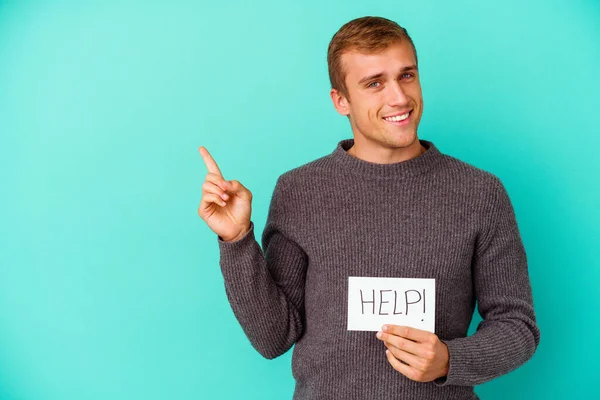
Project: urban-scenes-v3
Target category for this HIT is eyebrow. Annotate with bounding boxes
[357,64,418,85]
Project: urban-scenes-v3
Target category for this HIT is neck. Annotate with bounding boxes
[331,137,443,180]
[347,139,426,163]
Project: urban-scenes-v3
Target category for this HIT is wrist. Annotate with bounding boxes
[223,224,250,243]
[439,342,450,378]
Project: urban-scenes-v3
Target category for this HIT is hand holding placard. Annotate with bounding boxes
[376,324,450,382]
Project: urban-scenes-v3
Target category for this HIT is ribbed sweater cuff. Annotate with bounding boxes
[217,221,260,277]
[433,338,483,387]
[433,339,460,386]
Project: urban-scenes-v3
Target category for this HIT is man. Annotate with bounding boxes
[198,16,540,400]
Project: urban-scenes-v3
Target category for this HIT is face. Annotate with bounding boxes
[330,40,424,153]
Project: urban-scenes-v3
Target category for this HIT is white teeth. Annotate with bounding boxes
[383,112,410,122]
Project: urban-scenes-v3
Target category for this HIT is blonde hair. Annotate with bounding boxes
[327,16,418,100]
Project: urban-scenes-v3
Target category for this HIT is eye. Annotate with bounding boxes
[401,72,414,79]
[367,81,380,88]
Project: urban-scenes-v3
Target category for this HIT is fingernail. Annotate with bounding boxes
[376,331,382,339]
[382,325,388,332]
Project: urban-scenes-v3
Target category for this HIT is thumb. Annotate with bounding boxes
[224,180,252,201]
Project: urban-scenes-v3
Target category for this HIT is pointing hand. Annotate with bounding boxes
[198,146,253,242]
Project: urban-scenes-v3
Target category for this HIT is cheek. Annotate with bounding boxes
[367,107,379,121]
[415,89,424,110]
[416,98,424,118]
[365,98,382,121]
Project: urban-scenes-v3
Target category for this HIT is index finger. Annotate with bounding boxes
[198,146,223,176]
[383,325,432,343]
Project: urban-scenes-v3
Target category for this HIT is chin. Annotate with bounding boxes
[388,130,417,145]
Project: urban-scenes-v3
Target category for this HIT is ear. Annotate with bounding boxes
[330,88,350,116]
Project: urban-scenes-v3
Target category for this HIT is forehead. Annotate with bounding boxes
[342,41,416,82]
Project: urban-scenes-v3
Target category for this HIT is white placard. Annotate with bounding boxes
[347,277,435,332]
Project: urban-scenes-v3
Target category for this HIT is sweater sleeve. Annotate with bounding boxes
[217,175,308,359]
[434,176,541,387]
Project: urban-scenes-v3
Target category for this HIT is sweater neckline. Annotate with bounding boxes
[331,138,442,179]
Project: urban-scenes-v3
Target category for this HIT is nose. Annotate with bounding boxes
[386,81,409,107]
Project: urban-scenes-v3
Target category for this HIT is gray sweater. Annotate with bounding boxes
[217,138,540,399]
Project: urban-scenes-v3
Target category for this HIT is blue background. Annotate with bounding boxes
[1,0,599,398]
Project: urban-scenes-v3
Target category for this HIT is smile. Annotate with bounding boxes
[382,110,411,125]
